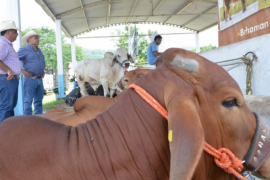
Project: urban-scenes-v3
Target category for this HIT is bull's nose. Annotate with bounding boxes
[125,63,130,68]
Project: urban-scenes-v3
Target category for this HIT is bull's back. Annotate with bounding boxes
[77,59,103,80]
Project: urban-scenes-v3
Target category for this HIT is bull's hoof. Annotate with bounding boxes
[242,8,246,12]
[106,94,110,98]
[229,17,232,20]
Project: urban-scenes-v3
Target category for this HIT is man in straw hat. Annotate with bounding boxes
[0,20,21,122]
[18,30,45,115]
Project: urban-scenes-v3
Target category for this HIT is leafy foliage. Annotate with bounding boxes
[112,26,153,63]
[21,27,85,70]
[82,49,115,59]
[191,45,217,53]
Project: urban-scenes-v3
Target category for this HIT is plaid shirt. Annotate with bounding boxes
[0,36,21,75]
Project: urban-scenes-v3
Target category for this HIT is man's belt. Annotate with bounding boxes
[30,75,42,79]
[0,74,20,79]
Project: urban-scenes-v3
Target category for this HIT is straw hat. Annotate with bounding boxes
[22,30,42,44]
[0,20,21,32]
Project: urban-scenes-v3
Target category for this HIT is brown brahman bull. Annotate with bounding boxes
[37,68,152,126]
[0,48,269,180]
[224,0,246,21]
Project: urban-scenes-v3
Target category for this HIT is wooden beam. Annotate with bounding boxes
[126,0,139,24]
[181,5,217,27]
[78,0,90,31]
[145,0,165,22]
[61,13,217,19]
[106,0,111,26]
[56,1,107,18]
[35,0,71,38]
[163,0,192,24]
[198,22,218,32]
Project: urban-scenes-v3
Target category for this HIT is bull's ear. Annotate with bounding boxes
[112,56,117,65]
[117,79,125,90]
[168,98,204,179]
[127,54,134,63]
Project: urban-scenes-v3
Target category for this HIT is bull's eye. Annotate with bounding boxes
[124,79,129,82]
[118,55,120,58]
[222,99,239,108]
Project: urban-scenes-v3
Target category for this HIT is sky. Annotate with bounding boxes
[0,0,219,51]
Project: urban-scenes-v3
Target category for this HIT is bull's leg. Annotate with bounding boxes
[91,84,99,95]
[101,79,110,97]
[109,88,117,98]
[225,8,232,20]
[224,9,227,21]
[241,0,246,12]
[224,1,231,21]
[228,10,232,20]
[78,81,87,97]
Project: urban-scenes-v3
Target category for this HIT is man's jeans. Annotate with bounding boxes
[0,76,19,122]
[23,77,44,115]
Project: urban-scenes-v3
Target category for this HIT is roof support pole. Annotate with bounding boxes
[71,38,77,89]
[6,0,24,115]
[55,19,65,98]
[195,32,200,53]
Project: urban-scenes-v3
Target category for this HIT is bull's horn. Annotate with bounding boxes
[170,55,199,73]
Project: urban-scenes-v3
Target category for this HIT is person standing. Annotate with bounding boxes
[18,30,46,115]
[147,35,162,65]
[0,20,21,122]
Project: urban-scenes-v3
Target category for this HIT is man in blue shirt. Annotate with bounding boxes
[147,35,162,65]
[18,30,46,115]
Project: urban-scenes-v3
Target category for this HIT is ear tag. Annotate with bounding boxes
[168,130,173,143]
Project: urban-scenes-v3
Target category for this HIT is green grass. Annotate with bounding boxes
[220,0,257,21]
[42,93,65,111]
[259,0,270,9]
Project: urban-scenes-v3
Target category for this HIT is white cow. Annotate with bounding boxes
[75,48,131,97]
[104,52,114,59]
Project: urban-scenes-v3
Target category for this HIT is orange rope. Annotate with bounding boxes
[129,84,248,180]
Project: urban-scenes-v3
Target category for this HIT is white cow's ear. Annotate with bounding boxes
[170,55,199,73]
[113,56,117,62]
[111,56,117,66]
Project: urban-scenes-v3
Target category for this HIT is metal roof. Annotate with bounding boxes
[35,0,218,38]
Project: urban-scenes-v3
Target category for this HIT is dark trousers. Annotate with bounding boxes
[23,78,44,115]
[0,76,19,122]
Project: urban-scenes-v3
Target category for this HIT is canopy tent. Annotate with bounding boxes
[6,0,218,115]
[35,0,218,38]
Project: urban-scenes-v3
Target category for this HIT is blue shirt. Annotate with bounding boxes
[147,41,158,65]
[18,44,45,75]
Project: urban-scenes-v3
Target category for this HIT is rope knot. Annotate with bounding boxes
[129,85,248,180]
[214,148,244,175]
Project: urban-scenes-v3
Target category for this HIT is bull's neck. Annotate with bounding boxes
[112,65,125,84]
[85,89,170,179]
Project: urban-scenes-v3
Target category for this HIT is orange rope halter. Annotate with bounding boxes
[129,84,248,180]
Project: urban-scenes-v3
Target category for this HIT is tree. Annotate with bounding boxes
[191,45,217,53]
[82,49,115,59]
[112,26,152,63]
[21,27,85,70]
